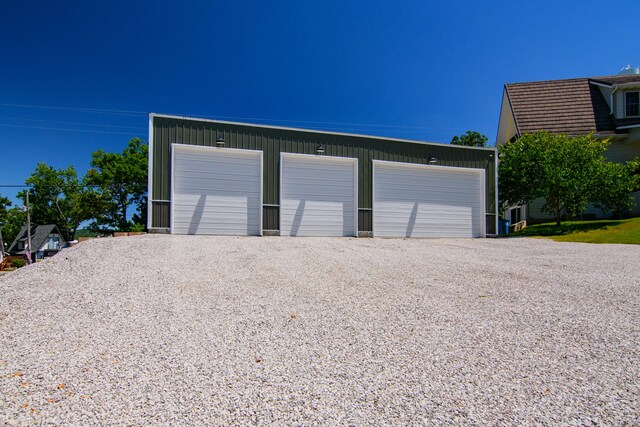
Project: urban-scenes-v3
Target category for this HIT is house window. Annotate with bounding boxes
[626,91,639,117]
[47,236,60,250]
[509,206,522,224]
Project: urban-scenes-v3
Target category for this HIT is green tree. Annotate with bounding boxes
[0,195,13,254]
[1,204,26,253]
[86,138,148,231]
[451,130,488,147]
[498,132,612,226]
[0,195,11,221]
[21,164,97,241]
[592,158,640,218]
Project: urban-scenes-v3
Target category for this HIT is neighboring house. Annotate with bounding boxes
[496,70,640,223]
[8,225,66,261]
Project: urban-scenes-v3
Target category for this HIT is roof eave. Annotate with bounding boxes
[149,113,497,152]
[617,124,640,130]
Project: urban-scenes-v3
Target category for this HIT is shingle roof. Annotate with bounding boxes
[590,74,640,85]
[8,224,64,255]
[505,78,617,136]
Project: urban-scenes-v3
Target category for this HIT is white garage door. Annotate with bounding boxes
[280,153,357,236]
[171,144,262,235]
[373,160,485,238]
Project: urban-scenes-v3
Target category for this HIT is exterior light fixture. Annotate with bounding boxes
[216,133,225,147]
[428,155,437,164]
[316,144,325,155]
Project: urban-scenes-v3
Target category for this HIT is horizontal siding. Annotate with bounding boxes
[374,162,483,238]
[151,116,497,234]
[280,155,356,236]
[172,145,261,235]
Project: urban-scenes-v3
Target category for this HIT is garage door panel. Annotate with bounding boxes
[280,154,357,237]
[174,169,260,181]
[376,178,481,191]
[375,190,482,203]
[280,192,356,202]
[175,185,260,197]
[283,160,354,170]
[281,201,353,213]
[171,145,262,235]
[374,161,484,238]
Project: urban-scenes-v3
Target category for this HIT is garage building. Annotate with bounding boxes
[148,114,497,237]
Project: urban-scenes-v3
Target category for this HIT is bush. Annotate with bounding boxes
[11,258,25,268]
[129,222,146,232]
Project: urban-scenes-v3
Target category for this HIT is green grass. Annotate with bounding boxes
[75,229,100,238]
[511,217,640,244]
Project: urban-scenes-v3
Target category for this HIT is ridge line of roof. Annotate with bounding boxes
[505,77,589,86]
[150,113,497,152]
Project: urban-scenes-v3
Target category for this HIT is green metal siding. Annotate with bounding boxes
[151,115,497,234]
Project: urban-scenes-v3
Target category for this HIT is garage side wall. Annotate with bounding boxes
[150,116,497,235]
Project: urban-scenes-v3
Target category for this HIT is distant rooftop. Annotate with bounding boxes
[505,74,640,136]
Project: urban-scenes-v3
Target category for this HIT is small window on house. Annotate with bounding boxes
[626,91,639,117]
[47,236,60,250]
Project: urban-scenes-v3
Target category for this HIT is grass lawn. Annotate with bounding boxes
[511,217,640,244]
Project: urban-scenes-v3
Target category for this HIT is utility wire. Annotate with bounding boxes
[2,103,147,117]
[2,117,146,131]
[0,184,148,189]
[0,124,145,136]
[2,103,451,133]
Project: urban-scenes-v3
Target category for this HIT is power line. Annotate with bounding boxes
[181,113,438,130]
[2,103,444,132]
[1,103,482,140]
[1,103,147,117]
[0,184,148,189]
[2,117,146,131]
[0,124,145,136]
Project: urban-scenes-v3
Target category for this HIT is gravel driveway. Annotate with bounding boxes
[1,235,638,425]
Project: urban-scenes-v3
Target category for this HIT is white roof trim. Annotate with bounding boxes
[149,113,496,152]
[589,80,612,88]
[617,123,640,130]
[614,82,640,88]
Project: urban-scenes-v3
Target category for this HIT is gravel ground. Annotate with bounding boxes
[0,235,638,426]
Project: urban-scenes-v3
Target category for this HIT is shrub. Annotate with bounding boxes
[11,258,25,268]
[129,222,146,232]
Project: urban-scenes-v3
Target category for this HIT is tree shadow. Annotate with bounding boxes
[513,220,625,237]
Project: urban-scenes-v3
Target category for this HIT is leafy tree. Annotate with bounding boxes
[451,130,488,147]
[0,195,11,222]
[21,164,97,240]
[592,158,640,218]
[85,138,148,231]
[498,132,611,225]
[1,204,26,252]
[0,195,13,254]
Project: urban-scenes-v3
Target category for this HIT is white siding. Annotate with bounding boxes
[616,91,625,119]
[280,154,357,236]
[373,161,485,238]
[496,90,518,145]
[171,144,262,235]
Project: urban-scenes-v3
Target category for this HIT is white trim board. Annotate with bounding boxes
[147,114,154,229]
[372,160,485,238]
[279,152,358,237]
[169,143,263,236]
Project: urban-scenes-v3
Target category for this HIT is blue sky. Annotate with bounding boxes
[1,0,638,204]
